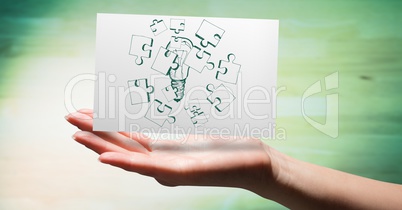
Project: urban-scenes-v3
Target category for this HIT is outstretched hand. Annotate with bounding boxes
[66,109,277,193]
[66,109,402,210]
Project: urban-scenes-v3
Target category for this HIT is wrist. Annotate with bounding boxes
[235,141,290,200]
[257,147,338,209]
[251,145,292,200]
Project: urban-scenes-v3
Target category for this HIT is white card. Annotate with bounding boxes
[94,13,278,138]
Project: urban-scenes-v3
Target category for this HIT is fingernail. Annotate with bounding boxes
[65,115,70,121]
[78,108,92,114]
[73,131,85,139]
[72,135,76,140]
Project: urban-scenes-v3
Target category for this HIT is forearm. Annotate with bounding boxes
[258,147,402,210]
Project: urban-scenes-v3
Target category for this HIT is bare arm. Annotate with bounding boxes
[66,109,402,210]
[262,149,402,210]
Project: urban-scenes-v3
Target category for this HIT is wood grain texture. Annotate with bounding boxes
[0,1,401,209]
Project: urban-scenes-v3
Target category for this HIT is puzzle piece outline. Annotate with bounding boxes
[184,45,215,73]
[150,19,167,36]
[195,19,225,48]
[170,18,185,34]
[169,36,183,49]
[206,83,236,112]
[184,99,208,126]
[216,53,241,84]
[145,99,176,127]
[128,35,153,65]
[162,85,177,102]
[127,78,155,105]
[151,46,180,75]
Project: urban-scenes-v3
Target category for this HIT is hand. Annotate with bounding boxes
[66,109,402,209]
[66,109,276,193]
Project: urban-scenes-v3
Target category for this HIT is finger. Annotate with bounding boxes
[75,110,152,152]
[66,112,148,153]
[155,178,178,187]
[73,131,130,155]
[75,110,153,151]
[65,112,93,131]
[118,132,153,151]
[96,132,148,153]
[77,109,93,118]
[119,132,187,152]
[75,110,157,152]
[99,152,158,177]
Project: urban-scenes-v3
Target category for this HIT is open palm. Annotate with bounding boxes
[66,109,274,192]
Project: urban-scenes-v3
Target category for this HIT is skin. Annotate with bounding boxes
[66,109,402,210]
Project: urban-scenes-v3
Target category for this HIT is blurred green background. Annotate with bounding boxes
[0,0,401,209]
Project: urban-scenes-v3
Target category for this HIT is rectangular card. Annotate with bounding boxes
[94,13,278,138]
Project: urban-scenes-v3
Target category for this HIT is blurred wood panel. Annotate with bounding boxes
[0,1,401,210]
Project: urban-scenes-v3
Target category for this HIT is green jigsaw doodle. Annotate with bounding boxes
[170,18,185,34]
[128,35,153,65]
[150,19,167,36]
[216,53,241,84]
[206,83,236,112]
[145,99,176,127]
[127,78,154,105]
[127,17,240,127]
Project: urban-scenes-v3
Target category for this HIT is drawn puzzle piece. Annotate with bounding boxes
[196,20,225,48]
[128,35,153,65]
[184,46,215,73]
[150,19,167,36]
[127,78,154,105]
[216,53,241,84]
[169,36,183,49]
[162,85,176,102]
[185,99,208,126]
[206,83,236,112]
[170,18,185,34]
[151,46,179,75]
[145,99,176,127]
